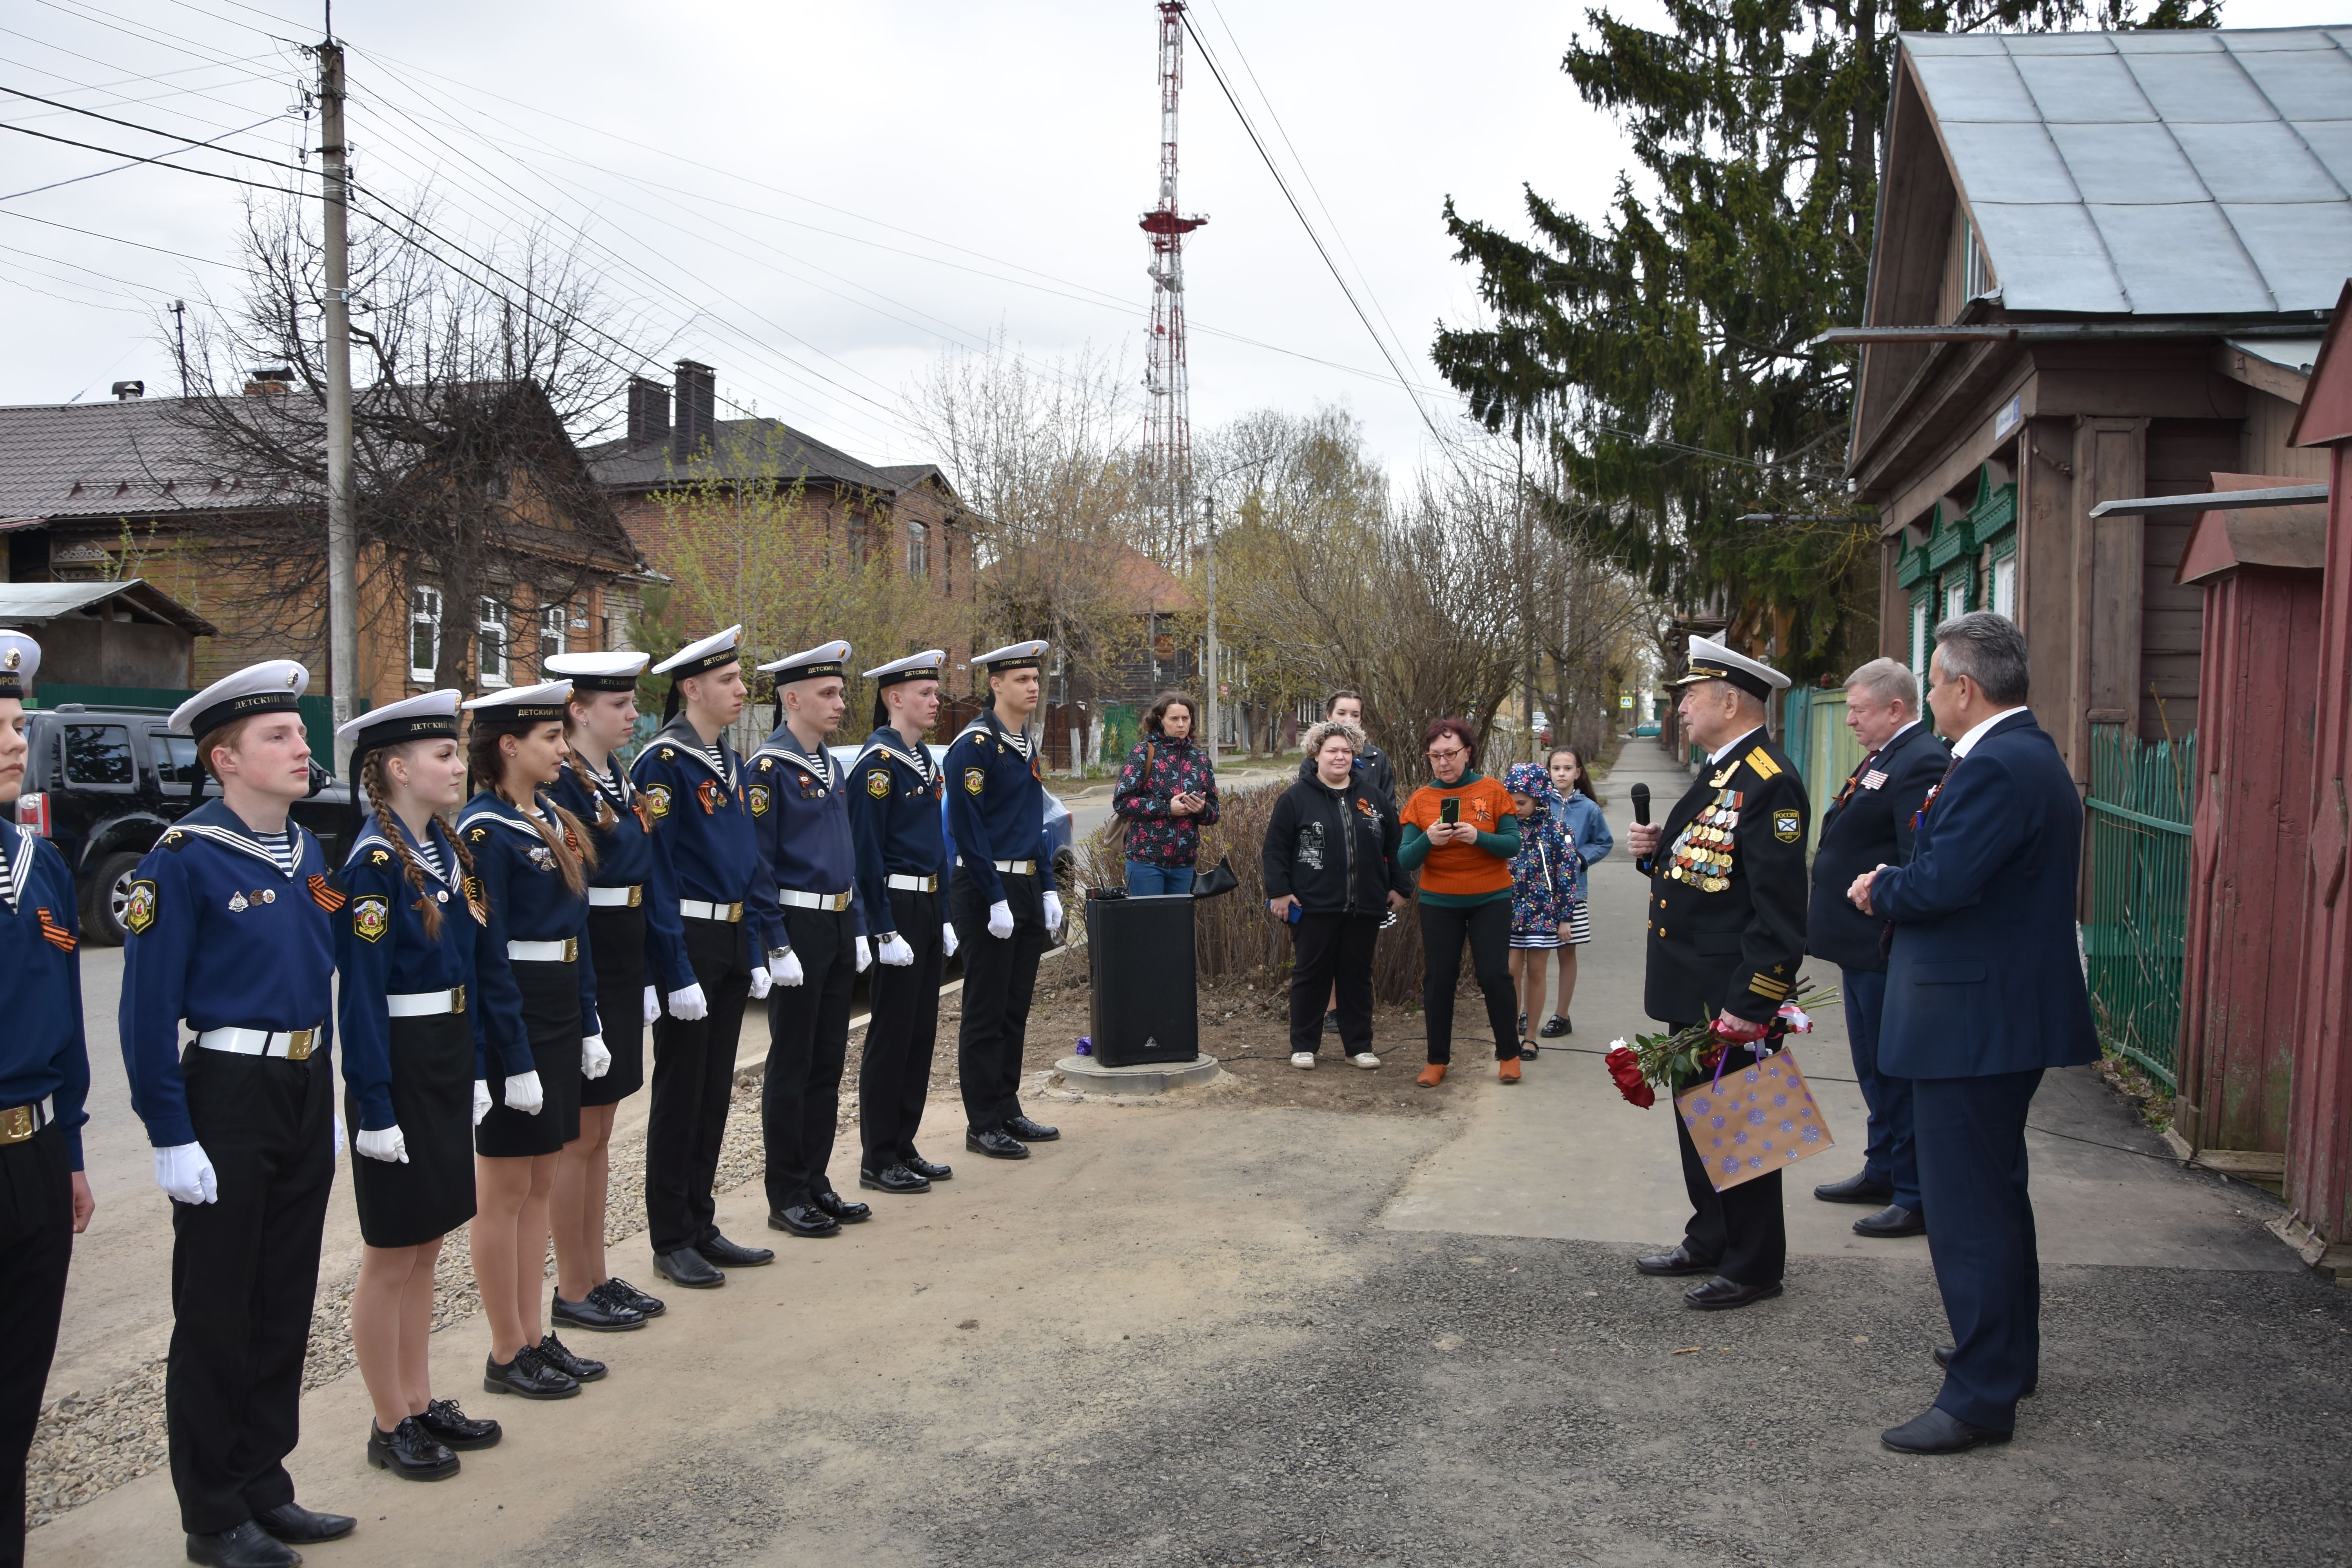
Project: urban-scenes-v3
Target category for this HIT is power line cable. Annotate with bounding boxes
[0,106,287,201]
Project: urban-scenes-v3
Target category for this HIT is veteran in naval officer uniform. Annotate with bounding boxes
[1625,636,1811,1313]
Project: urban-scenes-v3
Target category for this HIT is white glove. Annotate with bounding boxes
[333,1113,346,1160]
[642,985,660,1025]
[749,966,773,1000]
[581,1034,611,1080]
[769,949,805,988]
[667,982,709,1020]
[941,920,959,958]
[878,932,915,966]
[473,1079,492,1126]
[356,1125,408,1164]
[1044,890,1063,931]
[503,1070,545,1116]
[987,899,1014,940]
[855,935,873,973]
[154,1142,218,1205]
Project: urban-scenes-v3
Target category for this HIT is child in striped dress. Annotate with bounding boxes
[1502,762,1578,1060]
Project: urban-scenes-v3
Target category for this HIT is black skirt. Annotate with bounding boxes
[348,1009,477,1248]
[475,957,584,1158]
[583,901,647,1107]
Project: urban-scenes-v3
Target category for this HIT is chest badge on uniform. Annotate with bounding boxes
[352,895,390,944]
[528,845,557,871]
[228,891,249,913]
[749,784,772,817]
[696,779,722,815]
[644,784,672,819]
[964,767,985,796]
[125,879,158,935]
[866,769,891,799]
[1773,809,1801,843]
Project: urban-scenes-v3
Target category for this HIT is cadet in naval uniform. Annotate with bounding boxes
[945,641,1063,1160]
[1624,637,1811,1313]
[0,631,95,1568]
[850,650,957,1196]
[748,640,870,1240]
[634,628,779,1288]
[119,661,356,1568]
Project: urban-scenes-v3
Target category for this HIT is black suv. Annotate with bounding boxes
[13,705,361,944]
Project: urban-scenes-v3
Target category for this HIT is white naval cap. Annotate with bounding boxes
[338,689,462,756]
[864,648,946,687]
[757,639,851,682]
[650,626,742,681]
[544,650,650,694]
[1670,635,1790,701]
[170,659,310,737]
[0,630,39,701]
[462,680,573,726]
[974,639,1048,674]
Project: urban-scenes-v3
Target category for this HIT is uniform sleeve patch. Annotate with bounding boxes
[645,783,673,819]
[352,895,390,944]
[1772,809,1802,843]
[866,769,892,798]
[748,784,772,817]
[964,766,985,796]
[125,878,159,935]
[368,848,392,866]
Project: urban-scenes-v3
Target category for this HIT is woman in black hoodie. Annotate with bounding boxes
[1263,720,1411,1071]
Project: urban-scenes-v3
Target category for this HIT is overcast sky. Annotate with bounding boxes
[2,0,2341,485]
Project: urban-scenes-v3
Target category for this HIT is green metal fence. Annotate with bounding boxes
[2081,724,2195,1085]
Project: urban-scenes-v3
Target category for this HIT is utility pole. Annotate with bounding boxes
[319,37,360,775]
[1201,490,1218,770]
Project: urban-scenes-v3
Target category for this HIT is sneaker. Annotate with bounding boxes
[1350,1052,1380,1069]
[1539,1014,1571,1038]
[1290,1051,1317,1070]
[1321,1010,1339,1035]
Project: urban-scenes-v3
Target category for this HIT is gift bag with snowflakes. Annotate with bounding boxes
[1674,1046,1836,1193]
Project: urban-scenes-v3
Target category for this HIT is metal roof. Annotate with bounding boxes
[2229,334,2325,374]
[1906,27,2352,315]
[0,578,217,635]
[0,397,275,524]
[581,417,907,495]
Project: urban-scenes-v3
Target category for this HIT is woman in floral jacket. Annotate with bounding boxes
[1502,761,1579,1060]
[1112,691,1220,895]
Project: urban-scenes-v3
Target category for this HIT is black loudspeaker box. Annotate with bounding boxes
[1086,891,1199,1066]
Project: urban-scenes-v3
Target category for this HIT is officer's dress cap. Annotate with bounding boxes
[463,680,572,726]
[544,651,650,693]
[975,639,1049,674]
[171,659,310,737]
[0,630,40,701]
[757,639,851,682]
[865,649,946,687]
[1671,636,1789,702]
[652,626,742,681]
[338,689,461,757]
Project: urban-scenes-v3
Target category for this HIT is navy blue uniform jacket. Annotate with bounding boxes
[849,726,946,939]
[458,791,600,1075]
[1870,711,2098,1078]
[1,823,90,1167]
[943,709,1051,907]
[630,717,782,960]
[1806,720,1949,973]
[550,754,694,995]
[748,726,857,939]
[335,817,485,1130]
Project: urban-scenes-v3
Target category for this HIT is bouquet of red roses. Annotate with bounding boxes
[1603,988,1838,1108]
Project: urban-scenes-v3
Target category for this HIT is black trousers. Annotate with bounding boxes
[761,904,856,1211]
[952,867,1047,1132]
[1290,911,1377,1056]
[167,1047,335,1535]
[1669,1033,1787,1288]
[646,916,753,1255]
[861,888,944,1168]
[0,1123,71,1567]
[1418,898,1518,1063]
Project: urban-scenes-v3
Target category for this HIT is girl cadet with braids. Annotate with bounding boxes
[543,651,697,1333]
[459,682,608,1401]
[332,692,503,1481]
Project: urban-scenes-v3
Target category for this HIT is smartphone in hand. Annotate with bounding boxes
[1439,796,1460,827]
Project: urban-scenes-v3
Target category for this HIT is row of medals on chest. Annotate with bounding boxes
[1668,789,1742,892]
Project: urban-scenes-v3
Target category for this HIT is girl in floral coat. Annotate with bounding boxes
[1112,691,1221,895]
[1502,762,1578,1059]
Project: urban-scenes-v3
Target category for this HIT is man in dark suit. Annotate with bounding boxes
[1806,657,1948,1240]
[1849,611,2097,1454]
[1626,636,1810,1312]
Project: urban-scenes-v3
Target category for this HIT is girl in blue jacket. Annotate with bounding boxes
[1539,747,1614,1037]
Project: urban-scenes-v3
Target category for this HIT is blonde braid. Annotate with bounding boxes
[361,748,446,941]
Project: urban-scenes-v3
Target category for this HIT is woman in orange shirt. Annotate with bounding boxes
[1397,718,1522,1087]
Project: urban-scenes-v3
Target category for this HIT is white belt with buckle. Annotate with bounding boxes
[679,899,744,922]
[777,888,853,911]
[0,1095,53,1145]
[885,873,939,893]
[507,938,578,963]
[962,856,1036,876]
[196,1026,323,1060]
[387,985,466,1018]
[586,884,643,908]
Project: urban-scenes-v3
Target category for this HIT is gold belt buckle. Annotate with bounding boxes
[831,891,851,912]
[563,938,580,963]
[726,902,744,922]
[0,1105,33,1143]
[286,1029,315,1061]
[452,984,467,1014]
[628,884,643,908]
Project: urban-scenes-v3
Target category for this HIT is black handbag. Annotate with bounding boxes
[1190,854,1240,899]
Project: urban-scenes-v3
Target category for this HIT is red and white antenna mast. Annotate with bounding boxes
[1142,1,1207,521]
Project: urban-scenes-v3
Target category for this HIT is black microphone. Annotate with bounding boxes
[1630,783,1650,825]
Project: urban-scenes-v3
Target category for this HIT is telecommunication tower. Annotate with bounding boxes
[1141,1,1207,511]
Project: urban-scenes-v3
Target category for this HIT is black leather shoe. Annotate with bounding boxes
[366,1416,458,1482]
[416,1397,501,1450]
[1812,1169,1895,1206]
[1517,1039,1539,1061]
[553,1287,646,1331]
[186,1521,301,1567]
[1539,1013,1571,1037]
[536,1332,606,1383]
[767,1203,841,1238]
[652,1247,724,1289]
[904,1151,953,1181]
[814,1189,873,1223]
[1633,1244,1717,1278]
[1853,1203,1926,1239]
[699,1231,775,1268]
[1004,1114,1060,1142]
[1517,1011,1528,1037]
[252,1503,355,1545]
[1881,1405,2011,1454]
[482,1345,580,1400]
[1931,1344,2036,1396]
[967,1127,1030,1160]
[1684,1275,1784,1311]
[860,1163,931,1194]
[593,1276,665,1319]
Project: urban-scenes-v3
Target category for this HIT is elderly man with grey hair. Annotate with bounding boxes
[1802,655,1949,1239]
